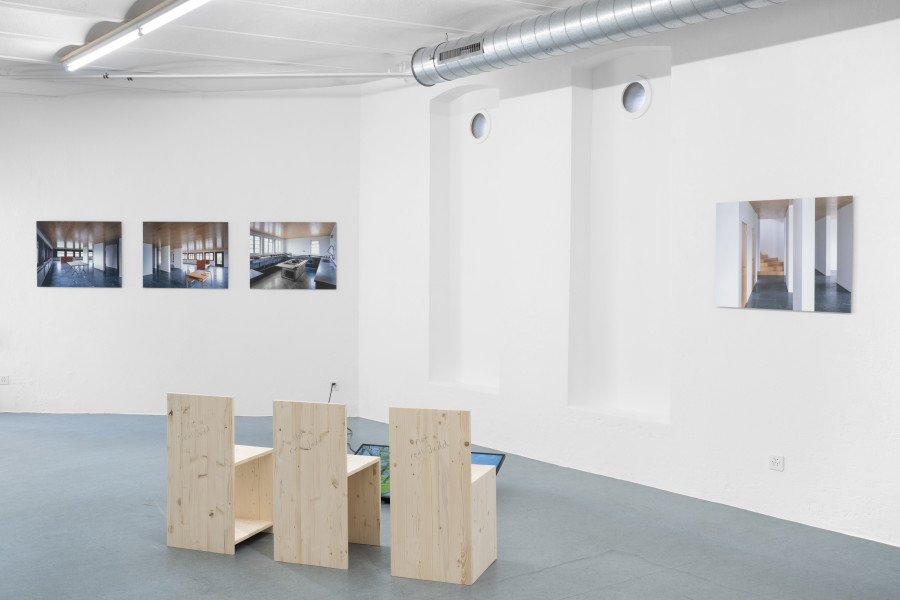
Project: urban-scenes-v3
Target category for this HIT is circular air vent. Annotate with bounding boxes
[471,112,491,142]
[622,79,651,118]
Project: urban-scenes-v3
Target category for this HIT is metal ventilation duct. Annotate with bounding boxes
[411,0,787,86]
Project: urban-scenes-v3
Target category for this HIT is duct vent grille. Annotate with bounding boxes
[439,42,482,62]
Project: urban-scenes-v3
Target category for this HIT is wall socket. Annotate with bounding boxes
[0,375,9,385]
[330,381,340,392]
[769,455,785,472]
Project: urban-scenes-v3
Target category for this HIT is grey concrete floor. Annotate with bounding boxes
[1,413,898,600]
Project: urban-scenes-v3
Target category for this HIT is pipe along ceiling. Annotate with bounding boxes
[411,0,787,86]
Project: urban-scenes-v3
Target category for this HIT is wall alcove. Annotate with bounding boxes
[428,86,501,392]
[568,48,674,422]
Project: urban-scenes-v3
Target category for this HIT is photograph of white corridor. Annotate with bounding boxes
[716,197,853,312]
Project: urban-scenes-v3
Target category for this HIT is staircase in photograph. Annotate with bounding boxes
[759,254,784,276]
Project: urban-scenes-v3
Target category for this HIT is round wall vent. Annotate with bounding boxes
[471,112,491,141]
[622,79,651,118]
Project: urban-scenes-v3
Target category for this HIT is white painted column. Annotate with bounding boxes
[793,197,815,311]
[160,245,171,272]
[142,243,153,276]
[837,201,853,292]
[105,243,117,271]
[786,204,794,292]
[94,242,105,272]
[826,197,838,277]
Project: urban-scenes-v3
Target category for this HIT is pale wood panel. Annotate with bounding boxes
[389,407,474,584]
[234,445,272,466]
[36,221,121,249]
[470,466,497,583]
[347,459,381,546]
[250,221,335,240]
[346,453,378,477]
[143,221,229,252]
[258,453,274,524]
[273,401,348,569]
[234,452,273,528]
[471,464,493,483]
[234,518,272,544]
[166,393,235,555]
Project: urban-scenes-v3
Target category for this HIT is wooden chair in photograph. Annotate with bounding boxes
[166,393,273,555]
[272,401,381,569]
[389,407,497,585]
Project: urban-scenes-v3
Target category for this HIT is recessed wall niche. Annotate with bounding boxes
[568,49,673,421]
[429,86,501,391]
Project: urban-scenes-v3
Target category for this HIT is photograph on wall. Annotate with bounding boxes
[143,222,229,289]
[716,197,853,313]
[37,221,122,288]
[249,222,337,290]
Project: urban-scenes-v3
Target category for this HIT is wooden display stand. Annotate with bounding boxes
[389,407,497,585]
[166,393,273,555]
[272,401,381,569]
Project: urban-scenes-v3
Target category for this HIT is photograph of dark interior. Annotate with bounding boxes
[143,222,228,289]
[716,197,853,313]
[249,222,337,290]
[36,221,122,288]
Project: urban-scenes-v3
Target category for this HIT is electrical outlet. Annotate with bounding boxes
[769,455,785,472]
[0,375,9,385]
[330,381,340,392]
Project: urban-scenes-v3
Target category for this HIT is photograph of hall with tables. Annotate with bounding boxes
[36,221,122,288]
[142,222,228,289]
[249,222,337,290]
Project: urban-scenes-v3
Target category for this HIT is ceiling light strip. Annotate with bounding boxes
[7,72,411,80]
[59,0,215,72]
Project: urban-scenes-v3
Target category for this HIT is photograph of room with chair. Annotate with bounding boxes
[716,197,853,313]
[36,221,122,288]
[249,222,337,290]
[143,222,229,289]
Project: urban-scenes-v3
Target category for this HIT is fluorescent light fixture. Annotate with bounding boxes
[139,0,214,35]
[65,30,141,72]
[60,0,215,72]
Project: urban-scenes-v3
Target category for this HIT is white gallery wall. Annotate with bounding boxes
[358,5,900,548]
[0,92,361,416]
[0,0,898,553]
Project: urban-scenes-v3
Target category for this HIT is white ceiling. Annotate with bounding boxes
[0,0,587,96]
